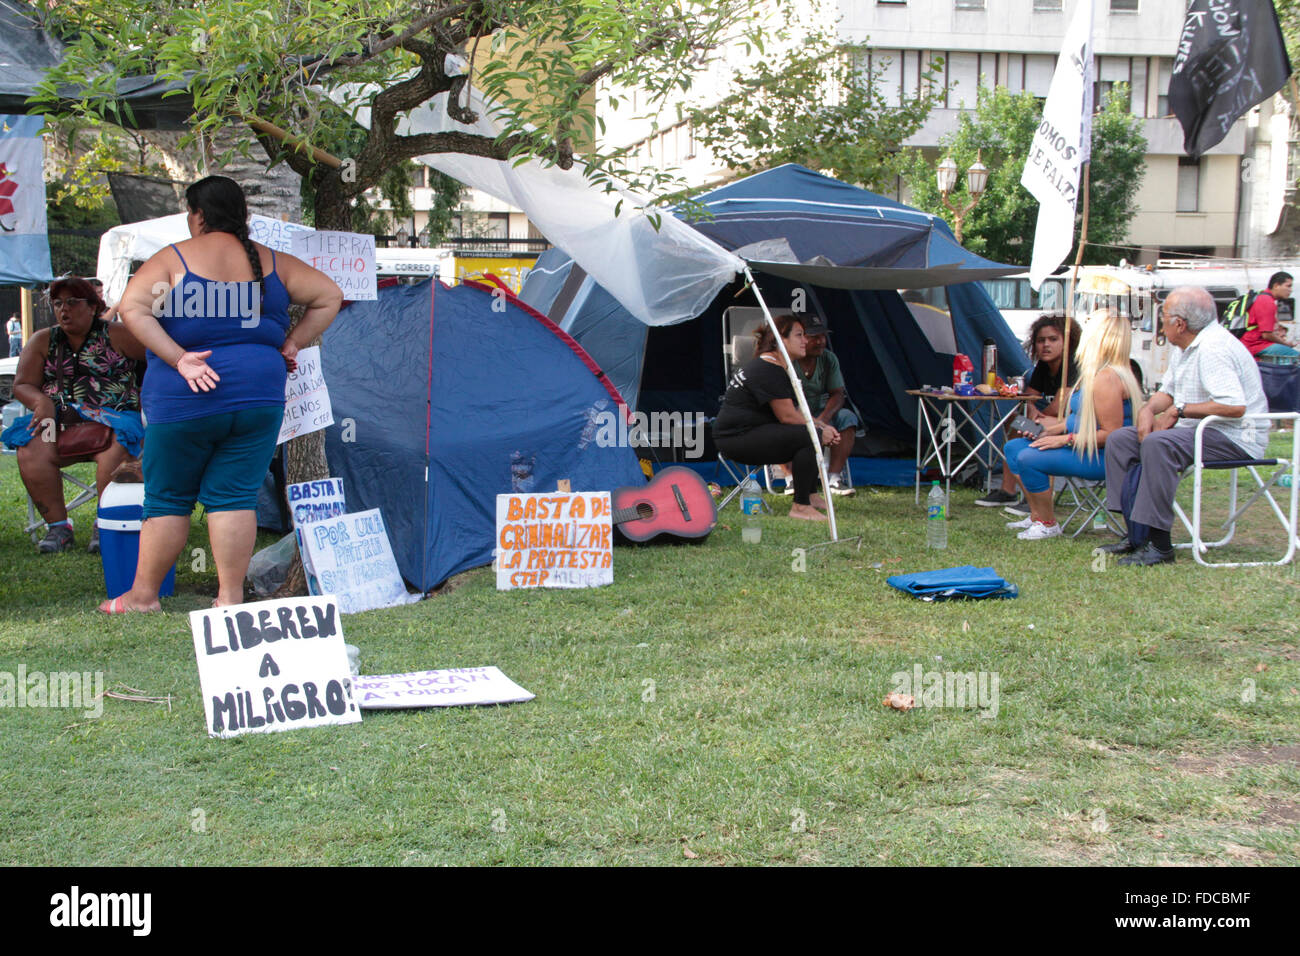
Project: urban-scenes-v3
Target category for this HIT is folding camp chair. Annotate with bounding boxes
[24,468,97,542]
[1055,476,1123,539]
[714,450,773,514]
[1170,413,1299,567]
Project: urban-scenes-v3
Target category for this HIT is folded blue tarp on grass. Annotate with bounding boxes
[886,565,1018,601]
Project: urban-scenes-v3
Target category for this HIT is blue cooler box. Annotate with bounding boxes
[99,481,176,600]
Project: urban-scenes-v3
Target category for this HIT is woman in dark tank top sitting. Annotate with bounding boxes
[102,176,344,613]
[713,313,842,522]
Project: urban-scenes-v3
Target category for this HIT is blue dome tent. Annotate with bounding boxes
[321,279,646,591]
[521,164,1030,473]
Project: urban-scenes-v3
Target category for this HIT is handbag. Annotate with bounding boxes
[53,332,114,459]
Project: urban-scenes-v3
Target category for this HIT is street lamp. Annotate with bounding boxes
[936,149,989,245]
[394,224,409,248]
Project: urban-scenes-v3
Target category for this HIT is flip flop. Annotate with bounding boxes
[99,596,129,614]
[98,596,160,614]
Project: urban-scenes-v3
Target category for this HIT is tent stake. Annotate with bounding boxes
[743,266,839,541]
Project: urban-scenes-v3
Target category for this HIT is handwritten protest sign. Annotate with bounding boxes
[354,667,535,709]
[189,596,361,739]
[278,345,334,444]
[300,508,418,613]
[287,478,347,595]
[495,492,613,590]
[248,214,315,253]
[292,230,376,301]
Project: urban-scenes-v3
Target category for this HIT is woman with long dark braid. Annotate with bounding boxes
[102,176,342,613]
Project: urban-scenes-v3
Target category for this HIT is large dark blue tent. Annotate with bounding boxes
[322,279,646,590]
[521,164,1029,463]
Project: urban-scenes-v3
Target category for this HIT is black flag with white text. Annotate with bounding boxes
[1169,0,1292,158]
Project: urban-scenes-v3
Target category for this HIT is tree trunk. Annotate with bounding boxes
[273,182,351,597]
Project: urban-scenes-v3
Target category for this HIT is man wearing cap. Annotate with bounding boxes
[793,320,858,495]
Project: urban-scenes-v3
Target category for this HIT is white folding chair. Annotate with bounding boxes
[1171,413,1299,568]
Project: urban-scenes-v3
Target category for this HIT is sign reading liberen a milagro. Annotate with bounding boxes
[495,492,613,590]
[189,596,361,739]
[355,667,535,709]
[300,508,415,613]
[292,229,377,301]
[278,345,334,445]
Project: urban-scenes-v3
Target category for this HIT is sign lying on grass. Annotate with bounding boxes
[278,345,334,444]
[494,491,613,590]
[189,596,361,739]
[354,667,535,709]
[287,478,347,595]
[299,507,418,613]
[292,229,377,301]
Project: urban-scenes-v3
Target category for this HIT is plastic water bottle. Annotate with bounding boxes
[345,643,360,677]
[740,477,763,543]
[926,481,947,549]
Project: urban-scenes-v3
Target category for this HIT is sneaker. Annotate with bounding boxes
[1003,501,1030,517]
[38,523,75,554]
[975,488,1020,507]
[87,524,100,555]
[1017,520,1063,540]
[1006,515,1034,530]
[827,475,856,496]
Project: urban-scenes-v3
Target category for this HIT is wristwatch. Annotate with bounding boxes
[1175,403,1186,419]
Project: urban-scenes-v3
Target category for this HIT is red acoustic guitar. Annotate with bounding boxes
[612,466,718,543]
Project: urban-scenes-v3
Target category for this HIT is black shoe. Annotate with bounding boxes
[975,489,1020,507]
[1117,542,1175,566]
[87,524,100,555]
[37,523,75,554]
[1097,539,1137,555]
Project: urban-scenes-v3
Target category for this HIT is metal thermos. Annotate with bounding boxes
[982,338,998,387]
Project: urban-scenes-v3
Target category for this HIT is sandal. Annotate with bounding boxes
[98,596,160,614]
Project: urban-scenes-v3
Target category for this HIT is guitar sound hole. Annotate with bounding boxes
[636,502,654,520]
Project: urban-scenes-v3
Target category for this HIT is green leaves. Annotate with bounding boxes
[687,31,940,193]
[901,85,1146,265]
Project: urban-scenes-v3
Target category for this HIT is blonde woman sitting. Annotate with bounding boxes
[1004,310,1144,540]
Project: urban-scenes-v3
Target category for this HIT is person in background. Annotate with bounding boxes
[976,312,1082,510]
[1103,287,1269,566]
[713,314,840,522]
[1002,310,1142,540]
[7,312,21,358]
[101,175,343,613]
[1241,271,1297,362]
[3,278,146,553]
[787,320,858,496]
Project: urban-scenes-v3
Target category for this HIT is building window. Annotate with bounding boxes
[1033,0,1063,9]
[1287,140,1300,190]
[1110,0,1138,11]
[1177,157,1201,213]
[954,0,985,8]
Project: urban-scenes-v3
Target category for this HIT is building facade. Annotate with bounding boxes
[602,0,1298,265]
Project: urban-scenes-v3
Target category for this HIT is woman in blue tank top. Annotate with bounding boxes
[101,176,343,613]
[1003,310,1146,541]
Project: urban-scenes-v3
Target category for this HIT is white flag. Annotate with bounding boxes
[1021,0,1095,290]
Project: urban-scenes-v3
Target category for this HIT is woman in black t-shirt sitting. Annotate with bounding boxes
[713,315,841,522]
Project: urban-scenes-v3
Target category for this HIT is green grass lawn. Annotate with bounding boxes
[1,443,1297,866]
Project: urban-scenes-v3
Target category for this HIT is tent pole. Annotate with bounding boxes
[743,266,838,541]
